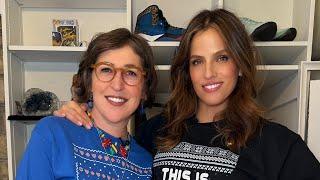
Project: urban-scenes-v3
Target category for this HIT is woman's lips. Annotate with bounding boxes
[202,82,222,93]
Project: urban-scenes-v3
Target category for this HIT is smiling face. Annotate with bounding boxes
[91,45,145,128]
[189,28,239,121]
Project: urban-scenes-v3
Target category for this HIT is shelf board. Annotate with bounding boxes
[9,45,86,51]
[9,45,86,62]
[257,65,299,71]
[254,41,308,47]
[156,65,171,71]
[148,41,180,47]
[15,0,126,9]
[7,115,45,121]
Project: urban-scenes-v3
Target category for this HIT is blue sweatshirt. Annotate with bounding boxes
[17,116,152,180]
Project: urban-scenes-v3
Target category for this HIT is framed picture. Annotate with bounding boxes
[52,19,79,46]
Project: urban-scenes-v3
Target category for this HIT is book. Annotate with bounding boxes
[52,19,79,46]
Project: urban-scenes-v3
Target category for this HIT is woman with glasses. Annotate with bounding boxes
[17,28,157,180]
[54,9,320,179]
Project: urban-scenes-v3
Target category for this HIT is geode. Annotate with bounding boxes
[22,88,60,116]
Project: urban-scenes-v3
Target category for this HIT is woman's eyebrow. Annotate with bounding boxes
[190,49,228,58]
[213,49,228,56]
[100,61,140,68]
[189,55,203,59]
[124,64,140,68]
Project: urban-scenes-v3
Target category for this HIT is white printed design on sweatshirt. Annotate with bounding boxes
[153,142,239,179]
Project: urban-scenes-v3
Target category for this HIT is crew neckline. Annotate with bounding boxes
[187,116,224,126]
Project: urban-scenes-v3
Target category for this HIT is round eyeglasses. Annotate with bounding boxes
[91,62,146,86]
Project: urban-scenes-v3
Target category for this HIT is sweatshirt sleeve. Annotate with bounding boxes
[279,136,320,179]
[16,126,54,180]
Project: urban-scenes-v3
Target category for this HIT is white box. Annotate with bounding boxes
[307,80,320,160]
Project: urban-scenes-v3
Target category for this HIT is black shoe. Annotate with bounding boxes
[240,17,277,41]
[273,28,297,41]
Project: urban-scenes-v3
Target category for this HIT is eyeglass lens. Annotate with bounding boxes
[95,64,142,85]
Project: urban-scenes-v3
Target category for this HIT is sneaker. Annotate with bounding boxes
[135,5,185,41]
[273,28,297,41]
[240,17,277,41]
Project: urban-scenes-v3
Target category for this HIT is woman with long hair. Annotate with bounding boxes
[55,9,320,179]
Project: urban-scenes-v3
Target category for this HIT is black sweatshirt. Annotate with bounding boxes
[135,114,320,180]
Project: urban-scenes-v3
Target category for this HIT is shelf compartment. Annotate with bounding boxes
[132,0,216,33]
[8,0,128,46]
[257,65,298,91]
[223,0,315,41]
[256,42,307,65]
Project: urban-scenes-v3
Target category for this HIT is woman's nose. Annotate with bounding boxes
[204,62,216,79]
[110,71,125,91]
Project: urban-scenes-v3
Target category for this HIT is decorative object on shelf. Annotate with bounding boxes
[135,5,185,41]
[22,88,60,116]
[52,19,79,46]
[240,17,277,41]
[273,27,297,41]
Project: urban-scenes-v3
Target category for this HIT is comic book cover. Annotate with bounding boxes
[52,19,79,46]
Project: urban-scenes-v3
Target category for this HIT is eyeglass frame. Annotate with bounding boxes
[90,62,146,86]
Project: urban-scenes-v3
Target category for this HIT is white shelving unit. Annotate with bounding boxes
[1,0,318,179]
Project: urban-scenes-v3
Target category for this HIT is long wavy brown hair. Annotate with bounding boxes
[157,9,265,152]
